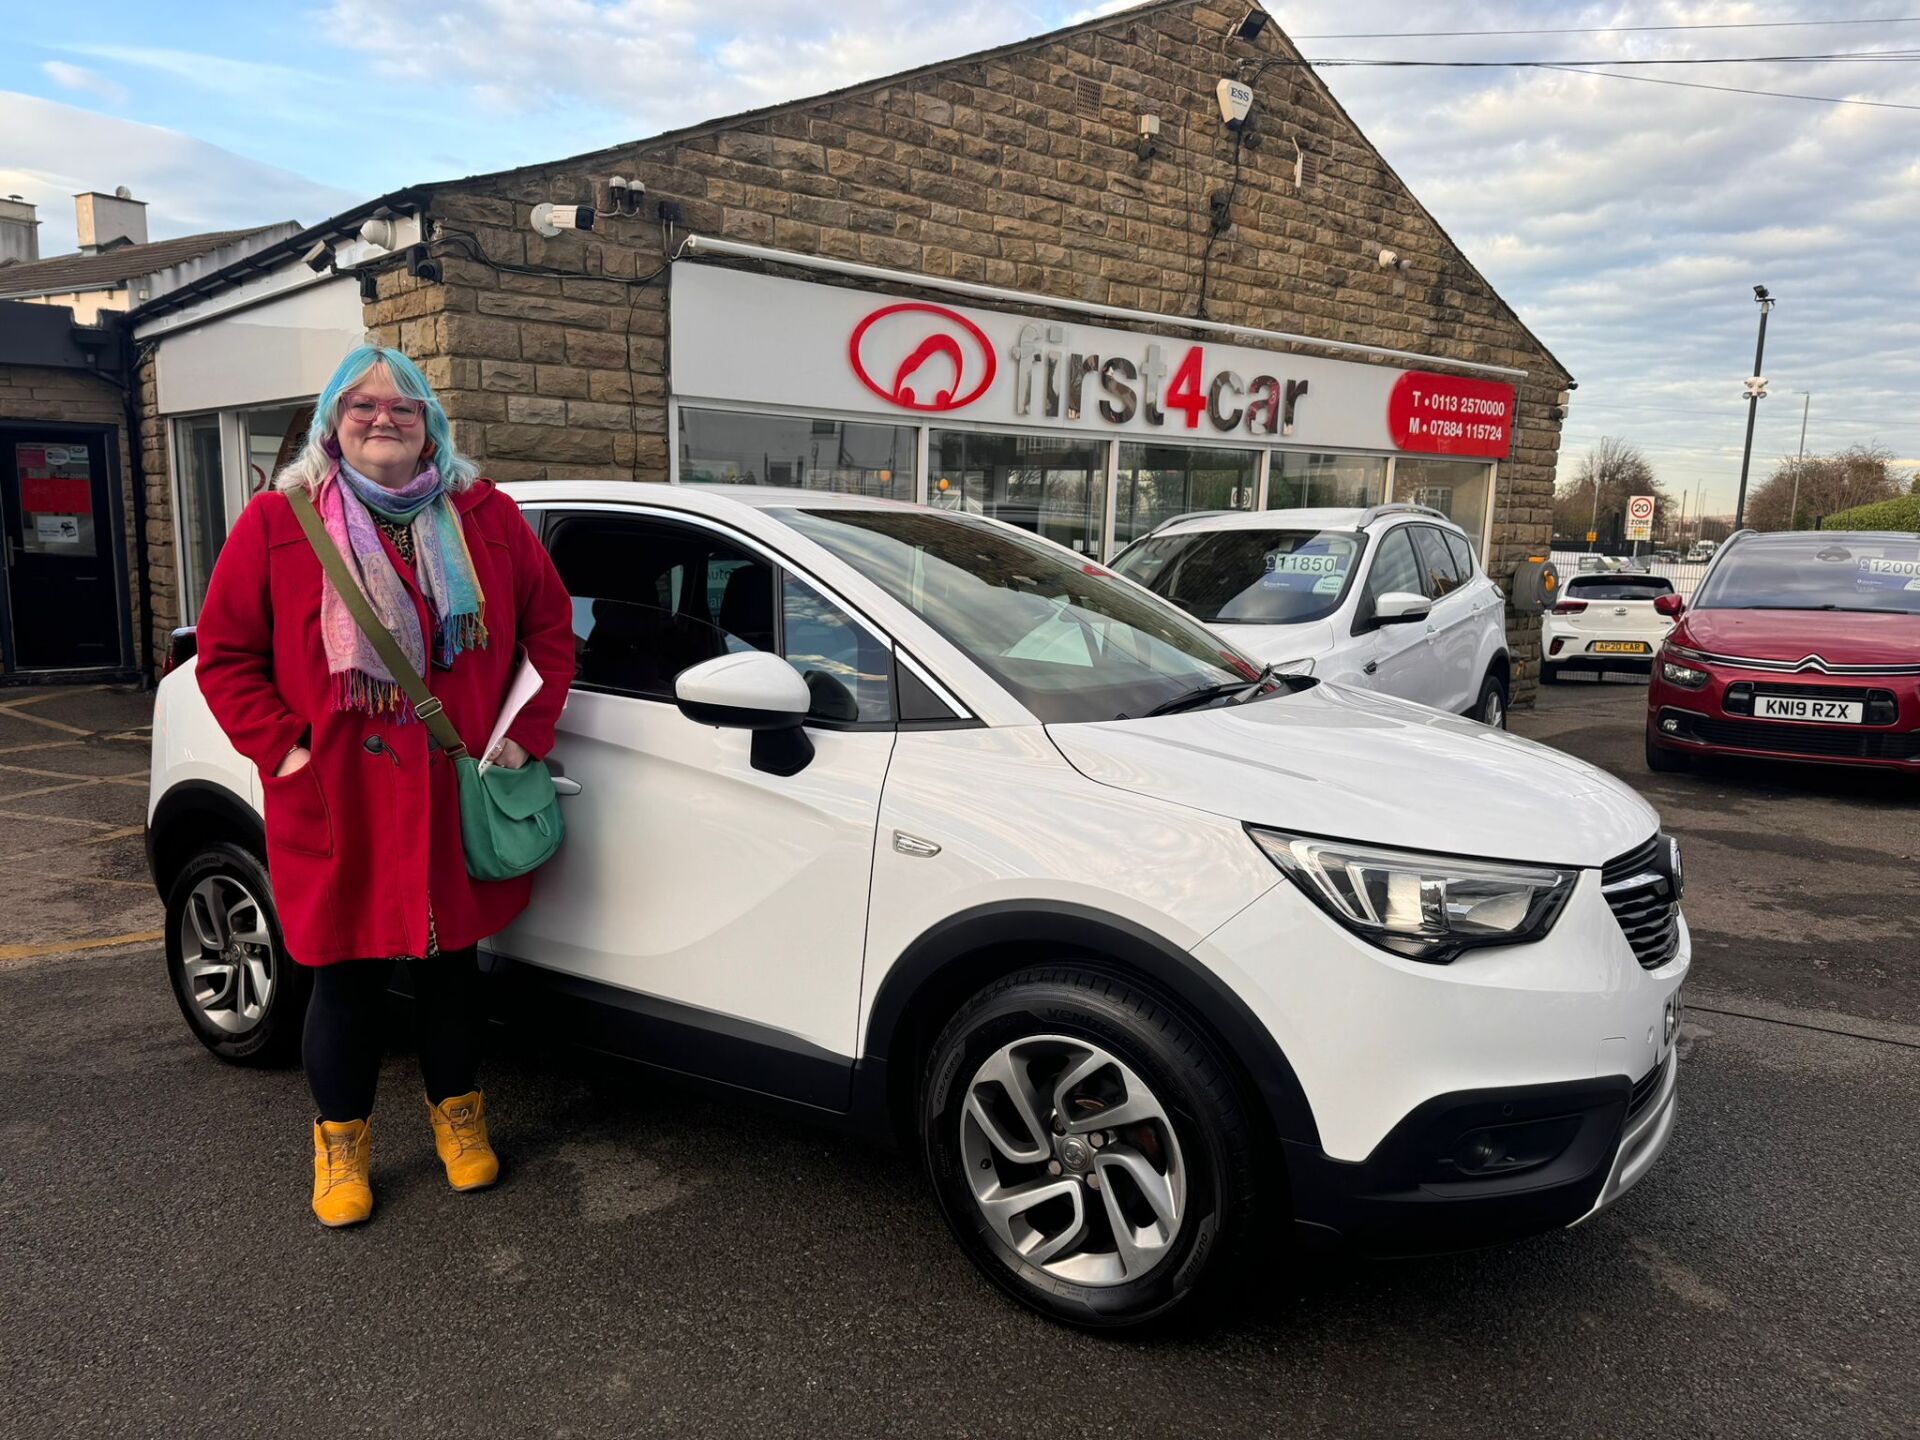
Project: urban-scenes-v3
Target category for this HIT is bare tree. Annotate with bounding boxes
[1553,438,1664,546]
[1745,445,1905,530]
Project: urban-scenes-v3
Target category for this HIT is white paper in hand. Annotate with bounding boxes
[477,647,545,775]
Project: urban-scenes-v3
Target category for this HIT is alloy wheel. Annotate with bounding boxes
[178,874,275,1035]
[1483,688,1505,728]
[959,1034,1186,1287]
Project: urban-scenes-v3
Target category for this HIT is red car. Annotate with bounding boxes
[1646,530,1920,774]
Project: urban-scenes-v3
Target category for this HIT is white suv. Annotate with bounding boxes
[1110,505,1513,727]
[147,484,1686,1328]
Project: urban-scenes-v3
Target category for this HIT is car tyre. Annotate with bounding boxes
[1474,670,1509,729]
[164,840,310,1065]
[1644,728,1690,774]
[921,965,1255,1330]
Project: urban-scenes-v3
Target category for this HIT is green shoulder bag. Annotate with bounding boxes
[288,486,565,882]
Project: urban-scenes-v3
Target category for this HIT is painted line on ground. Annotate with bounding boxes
[0,929,165,963]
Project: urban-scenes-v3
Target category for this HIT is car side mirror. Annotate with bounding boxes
[1653,593,1685,618]
[1371,591,1432,626]
[674,651,815,776]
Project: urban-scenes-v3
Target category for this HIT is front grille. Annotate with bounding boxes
[1601,834,1680,970]
[1690,716,1920,761]
[1627,1054,1668,1124]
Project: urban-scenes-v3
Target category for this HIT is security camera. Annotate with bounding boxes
[301,240,336,274]
[1377,248,1398,269]
[531,203,595,238]
[358,217,395,251]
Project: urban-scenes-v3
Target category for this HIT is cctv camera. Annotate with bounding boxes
[531,203,595,238]
[301,240,336,274]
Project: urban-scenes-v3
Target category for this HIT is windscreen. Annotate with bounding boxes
[1110,528,1365,624]
[776,507,1260,723]
[1694,536,1920,615]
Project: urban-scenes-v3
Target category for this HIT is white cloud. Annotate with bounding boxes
[0,92,358,256]
[40,61,129,108]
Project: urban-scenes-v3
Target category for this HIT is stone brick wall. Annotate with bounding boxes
[137,351,177,671]
[0,362,138,675]
[371,0,1565,702]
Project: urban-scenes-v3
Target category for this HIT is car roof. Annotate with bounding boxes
[494,479,915,514]
[1742,529,1920,544]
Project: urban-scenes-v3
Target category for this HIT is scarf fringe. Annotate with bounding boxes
[435,611,490,668]
[335,669,410,720]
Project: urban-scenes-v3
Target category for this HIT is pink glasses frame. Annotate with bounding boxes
[341,393,425,427]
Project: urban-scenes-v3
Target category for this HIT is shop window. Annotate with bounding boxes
[927,429,1105,556]
[679,408,914,502]
[1393,458,1492,554]
[243,405,308,497]
[1114,443,1258,548]
[1268,452,1387,511]
[173,415,226,624]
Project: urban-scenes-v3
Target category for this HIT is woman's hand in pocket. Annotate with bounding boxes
[276,745,312,778]
[486,738,530,770]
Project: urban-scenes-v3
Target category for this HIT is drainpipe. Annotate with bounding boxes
[113,314,154,683]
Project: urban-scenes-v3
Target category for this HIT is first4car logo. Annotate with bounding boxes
[848,303,998,412]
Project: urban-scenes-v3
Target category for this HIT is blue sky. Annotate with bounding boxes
[3,0,1917,513]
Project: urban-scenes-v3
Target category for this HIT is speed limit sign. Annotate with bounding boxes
[1627,494,1654,541]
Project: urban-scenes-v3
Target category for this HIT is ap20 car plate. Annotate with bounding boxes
[1590,640,1650,654]
[1757,695,1864,724]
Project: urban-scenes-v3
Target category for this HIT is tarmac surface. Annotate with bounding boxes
[1,678,1915,1438]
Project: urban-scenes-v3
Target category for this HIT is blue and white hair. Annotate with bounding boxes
[275,344,479,494]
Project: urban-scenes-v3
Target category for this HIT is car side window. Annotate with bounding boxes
[1443,531,1477,581]
[545,515,776,701]
[781,575,893,725]
[1363,526,1424,613]
[1411,525,1464,598]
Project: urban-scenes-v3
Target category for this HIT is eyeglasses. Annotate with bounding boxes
[342,394,424,427]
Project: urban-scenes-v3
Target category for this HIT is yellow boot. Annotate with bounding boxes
[426,1090,499,1191]
[311,1118,373,1227]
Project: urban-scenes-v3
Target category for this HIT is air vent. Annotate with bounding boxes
[1076,76,1104,112]
[1291,139,1320,190]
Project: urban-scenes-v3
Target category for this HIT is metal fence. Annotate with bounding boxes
[1549,551,1712,600]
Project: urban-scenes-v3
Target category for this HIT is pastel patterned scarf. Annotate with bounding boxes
[317,459,487,718]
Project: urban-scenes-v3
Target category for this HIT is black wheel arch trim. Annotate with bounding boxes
[853,900,1322,1150]
[146,780,265,899]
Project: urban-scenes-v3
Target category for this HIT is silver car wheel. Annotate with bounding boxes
[960,1034,1186,1288]
[1483,687,1505,728]
[178,874,275,1036]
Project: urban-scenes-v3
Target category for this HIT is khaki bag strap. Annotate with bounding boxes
[286,485,469,760]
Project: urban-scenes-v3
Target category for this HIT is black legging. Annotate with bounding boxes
[303,948,483,1122]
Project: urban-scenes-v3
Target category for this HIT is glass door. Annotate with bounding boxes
[927,430,1106,556]
[0,427,123,671]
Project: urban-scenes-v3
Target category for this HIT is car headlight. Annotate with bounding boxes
[1659,645,1710,689]
[1248,828,1577,963]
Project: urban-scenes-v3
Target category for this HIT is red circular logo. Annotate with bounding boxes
[848,303,997,412]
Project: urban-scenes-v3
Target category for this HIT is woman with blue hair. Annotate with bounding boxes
[196,344,575,1227]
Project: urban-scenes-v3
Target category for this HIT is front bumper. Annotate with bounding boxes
[1196,863,1687,1253]
[1648,663,1920,769]
[1286,1046,1678,1254]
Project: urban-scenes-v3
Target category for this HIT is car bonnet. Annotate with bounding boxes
[1046,682,1659,869]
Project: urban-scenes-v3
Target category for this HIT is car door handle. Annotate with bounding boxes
[1362,660,1379,675]
[553,776,582,796]
[1424,624,1438,636]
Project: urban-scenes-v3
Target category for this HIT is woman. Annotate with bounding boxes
[195,345,574,1228]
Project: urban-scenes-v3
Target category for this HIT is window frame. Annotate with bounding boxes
[1409,523,1465,599]
[1442,529,1477,583]
[533,504,907,733]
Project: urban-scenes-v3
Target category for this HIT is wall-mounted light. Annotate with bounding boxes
[301,240,336,274]
[1376,247,1412,272]
[1136,113,1161,161]
[1234,7,1270,42]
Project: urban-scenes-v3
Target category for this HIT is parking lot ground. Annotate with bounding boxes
[1514,674,1920,1027]
[2,681,1917,1438]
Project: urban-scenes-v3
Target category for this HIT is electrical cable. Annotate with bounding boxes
[1299,50,1920,67]
[1532,63,1920,112]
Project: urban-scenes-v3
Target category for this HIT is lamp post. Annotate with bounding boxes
[1734,285,1774,529]
[1788,391,1810,530]
[1587,469,1601,553]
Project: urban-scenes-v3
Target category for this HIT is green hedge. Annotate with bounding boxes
[1822,494,1920,532]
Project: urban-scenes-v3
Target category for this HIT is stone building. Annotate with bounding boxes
[124,0,1569,693]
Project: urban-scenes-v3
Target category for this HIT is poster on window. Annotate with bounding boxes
[15,443,96,555]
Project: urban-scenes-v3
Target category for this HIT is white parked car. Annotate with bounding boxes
[1542,572,1677,683]
[1109,505,1514,728]
[148,484,1686,1328]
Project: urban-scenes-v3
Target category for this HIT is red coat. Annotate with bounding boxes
[195,480,574,966]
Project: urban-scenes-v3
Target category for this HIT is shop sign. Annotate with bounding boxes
[674,266,1516,458]
[1385,373,1515,459]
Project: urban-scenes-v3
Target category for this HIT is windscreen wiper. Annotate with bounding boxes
[1137,664,1279,719]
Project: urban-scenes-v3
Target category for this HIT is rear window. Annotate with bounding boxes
[1695,536,1920,615]
[1564,576,1674,600]
[1110,528,1366,624]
